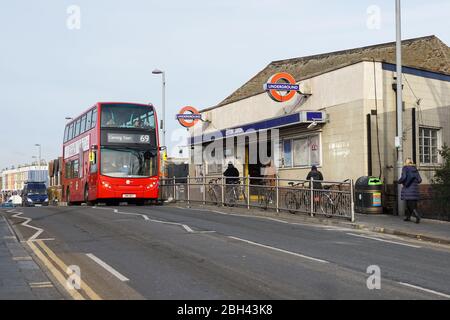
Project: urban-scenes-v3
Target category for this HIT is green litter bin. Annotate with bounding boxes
[355,176,384,214]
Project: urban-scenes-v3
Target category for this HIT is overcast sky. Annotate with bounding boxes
[0,0,449,169]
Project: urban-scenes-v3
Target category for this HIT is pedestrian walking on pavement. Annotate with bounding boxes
[398,158,422,224]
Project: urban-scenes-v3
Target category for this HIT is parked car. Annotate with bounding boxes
[21,182,49,207]
[0,199,15,208]
[10,195,22,206]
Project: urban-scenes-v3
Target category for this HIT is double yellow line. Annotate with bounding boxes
[27,240,102,300]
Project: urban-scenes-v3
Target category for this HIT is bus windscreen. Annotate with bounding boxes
[101,104,155,129]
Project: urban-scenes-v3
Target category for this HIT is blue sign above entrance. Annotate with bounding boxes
[189,111,327,145]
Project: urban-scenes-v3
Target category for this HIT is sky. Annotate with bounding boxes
[0,0,449,170]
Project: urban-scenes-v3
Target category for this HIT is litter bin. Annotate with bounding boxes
[355,176,383,214]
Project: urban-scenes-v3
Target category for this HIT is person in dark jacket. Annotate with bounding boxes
[398,158,422,223]
[306,165,324,190]
[223,162,240,185]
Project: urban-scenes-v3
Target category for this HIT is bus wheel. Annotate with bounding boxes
[84,185,93,206]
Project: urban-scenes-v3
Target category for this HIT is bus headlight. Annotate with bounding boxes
[102,181,112,189]
[146,182,157,189]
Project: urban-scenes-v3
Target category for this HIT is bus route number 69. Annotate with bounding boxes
[140,135,150,143]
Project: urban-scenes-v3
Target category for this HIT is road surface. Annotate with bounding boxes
[2,204,450,300]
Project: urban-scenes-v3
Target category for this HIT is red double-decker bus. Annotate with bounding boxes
[62,102,160,205]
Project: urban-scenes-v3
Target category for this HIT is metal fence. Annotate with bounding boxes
[160,176,355,222]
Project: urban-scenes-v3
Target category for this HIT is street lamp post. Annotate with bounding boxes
[153,68,166,177]
[395,0,405,216]
[35,144,41,167]
[34,143,42,183]
[152,69,166,147]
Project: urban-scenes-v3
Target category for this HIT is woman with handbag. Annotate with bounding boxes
[398,158,422,224]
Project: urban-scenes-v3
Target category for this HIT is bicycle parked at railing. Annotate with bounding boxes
[255,178,276,210]
[317,179,351,218]
[225,181,247,207]
[207,178,221,205]
[284,182,310,214]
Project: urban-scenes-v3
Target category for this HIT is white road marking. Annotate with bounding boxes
[182,225,194,233]
[10,211,44,241]
[13,256,33,261]
[228,236,329,264]
[22,238,55,243]
[177,206,348,230]
[266,218,290,224]
[398,282,450,299]
[86,253,129,282]
[346,233,422,248]
[117,210,150,221]
[323,227,353,231]
[29,281,53,288]
[97,207,214,234]
[95,206,150,221]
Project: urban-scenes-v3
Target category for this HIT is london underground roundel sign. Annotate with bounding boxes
[263,72,300,103]
[176,106,202,128]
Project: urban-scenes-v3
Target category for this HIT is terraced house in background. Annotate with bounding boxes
[189,35,450,218]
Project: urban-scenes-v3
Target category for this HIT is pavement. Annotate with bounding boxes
[1,204,449,300]
[353,213,450,245]
[0,214,63,300]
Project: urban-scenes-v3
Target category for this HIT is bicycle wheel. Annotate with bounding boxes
[208,187,218,205]
[284,192,298,214]
[226,187,236,207]
[258,188,268,210]
[333,194,345,216]
[319,194,333,218]
[300,191,310,213]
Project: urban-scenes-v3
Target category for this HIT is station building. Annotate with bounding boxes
[188,35,450,212]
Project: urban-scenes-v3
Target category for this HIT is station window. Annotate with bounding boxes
[282,134,321,168]
[419,127,441,165]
